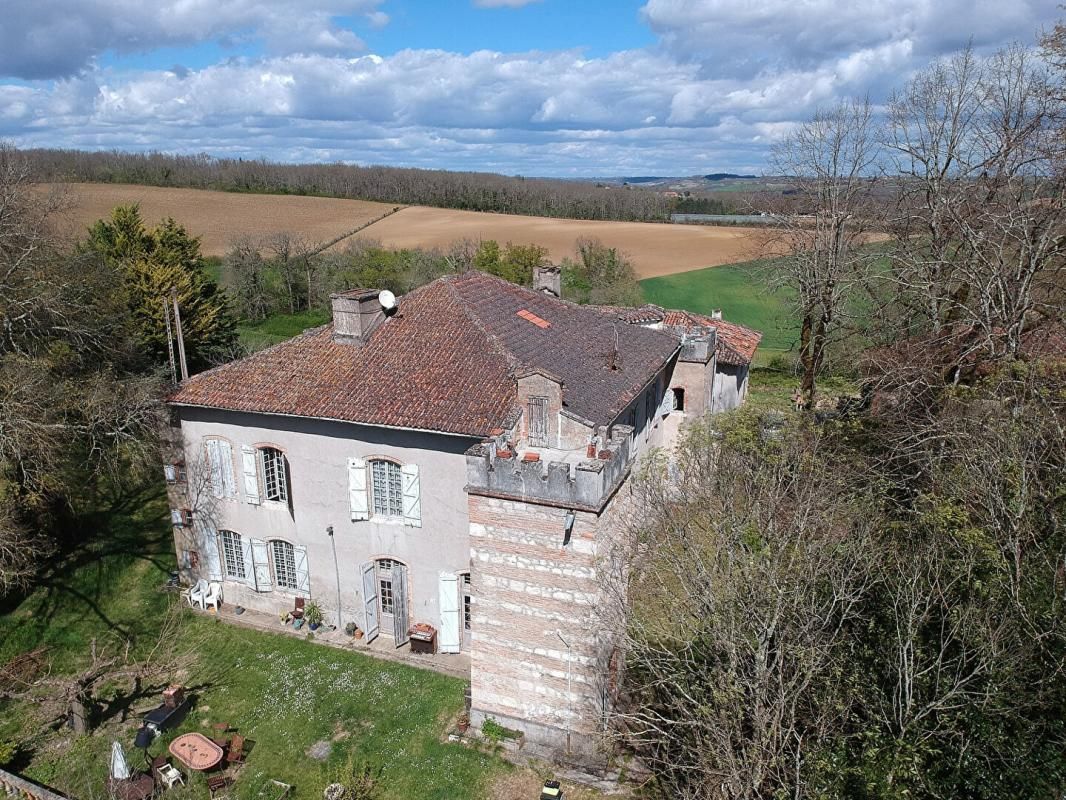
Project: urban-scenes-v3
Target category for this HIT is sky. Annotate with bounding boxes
[0,0,1061,177]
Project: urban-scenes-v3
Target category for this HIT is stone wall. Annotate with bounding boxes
[468,494,617,756]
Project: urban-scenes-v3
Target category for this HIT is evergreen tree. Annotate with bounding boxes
[86,205,238,373]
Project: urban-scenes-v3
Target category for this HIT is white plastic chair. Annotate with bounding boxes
[187,579,209,609]
[204,581,223,612]
[157,763,185,789]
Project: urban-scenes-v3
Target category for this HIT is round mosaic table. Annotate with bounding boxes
[168,731,224,771]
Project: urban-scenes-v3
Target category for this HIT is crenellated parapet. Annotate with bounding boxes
[465,424,635,512]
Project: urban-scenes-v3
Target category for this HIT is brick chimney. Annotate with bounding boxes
[533,266,561,298]
[331,288,386,345]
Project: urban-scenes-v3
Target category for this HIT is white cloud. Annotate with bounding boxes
[0,0,1062,174]
[0,0,386,79]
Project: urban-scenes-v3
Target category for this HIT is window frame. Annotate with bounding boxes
[461,572,472,632]
[259,446,289,504]
[219,530,247,580]
[376,558,396,616]
[369,459,404,520]
[270,539,298,591]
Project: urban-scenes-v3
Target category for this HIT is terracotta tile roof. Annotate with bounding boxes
[594,304,764,367]
[168,272,679,436]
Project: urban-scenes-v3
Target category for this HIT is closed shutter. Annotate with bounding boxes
[439,573,461,654]
[239,535,255,587]
[218,440,236,497]
[348,458,369,521]
[293,545,310,596]
[201,525,223,581]
[206,439,223,498]
[401,463,421,528]
[241,446,260,505]
[251,538,272,592]
[392,564,410,647]
[361,562,379,642]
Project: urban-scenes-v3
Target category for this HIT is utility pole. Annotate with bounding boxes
[170,288,188,381]
[327,526,342,629]
[162,296,177,385]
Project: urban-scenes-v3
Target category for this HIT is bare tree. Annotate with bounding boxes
[610,418,879,799]
[768,98,881,409]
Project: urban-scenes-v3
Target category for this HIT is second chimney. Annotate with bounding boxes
[533,265,562,298]
[331,288,386,345]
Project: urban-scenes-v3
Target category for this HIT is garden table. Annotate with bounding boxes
[168,732,224,771]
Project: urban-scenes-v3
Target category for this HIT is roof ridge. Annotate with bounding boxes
[442,276,523,374]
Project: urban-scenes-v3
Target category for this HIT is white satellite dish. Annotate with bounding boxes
[378,290,397,311]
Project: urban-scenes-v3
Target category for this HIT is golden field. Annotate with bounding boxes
[48,182,774,279]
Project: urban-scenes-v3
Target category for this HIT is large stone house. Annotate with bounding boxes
[163,268,761,755]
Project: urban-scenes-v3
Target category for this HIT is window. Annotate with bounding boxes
[260,447,288,503]
[672,387,685,412]
[645,387,656,426]
[271,540,298,590]
[377,558,396,615]
[462,573,472,631]
[370,460,403,518]
[219,530,246,580]
[527,396,549,446]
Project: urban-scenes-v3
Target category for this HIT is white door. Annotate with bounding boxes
[439,573,461,654]
[392,563,410,647]
[360,562,379,643]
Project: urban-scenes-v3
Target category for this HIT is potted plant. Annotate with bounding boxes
[344,622,357,637]
[304,600,324,631]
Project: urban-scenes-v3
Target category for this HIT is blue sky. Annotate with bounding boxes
[0,0,1060,176]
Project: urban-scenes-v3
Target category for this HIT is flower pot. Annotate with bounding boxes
[354,629,364,640]
[292,618,304,630]
[309,622,320,631]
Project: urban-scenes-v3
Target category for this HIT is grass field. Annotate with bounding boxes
[0,485,523,800]
[640,256,798,363]
[49,183,776,280]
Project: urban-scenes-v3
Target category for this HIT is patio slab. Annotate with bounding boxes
[190,603,471,680]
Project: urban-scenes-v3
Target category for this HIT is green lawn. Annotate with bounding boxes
[0,486,503,800]
[237,310,330,352]
[640,257,798,365]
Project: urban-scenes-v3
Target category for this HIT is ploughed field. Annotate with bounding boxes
[49,182,776,279]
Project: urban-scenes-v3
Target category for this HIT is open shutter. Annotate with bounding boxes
[251,539,272,593]
[241,446,260,505]
[239,535,255,587]
[218,440,236,497]
[293,545,310,596]
[438,572,461,654]
[360,562,379,643]
[392,564,410,646]
[201,525,223,581]
[206,439,223,498]
[401,463,421,528]
[348,458,369,521]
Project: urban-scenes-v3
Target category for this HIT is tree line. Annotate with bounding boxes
[18,147,678,222]
[222,231,642,324]
[611,32,1066,800]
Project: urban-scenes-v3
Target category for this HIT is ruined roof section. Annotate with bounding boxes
[595,303,764,367]
[168,271,679,436]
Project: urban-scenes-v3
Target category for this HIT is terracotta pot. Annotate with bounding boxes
[496,449,513,459]
[522,452,540,462]
[598,450,612,460]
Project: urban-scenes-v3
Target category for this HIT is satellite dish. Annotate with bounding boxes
[378,290,397,311]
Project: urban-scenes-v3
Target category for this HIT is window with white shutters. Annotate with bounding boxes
[270,540,298,590]
[260,447,288,503]
[205,438,236,499]
[219,530,246,580]
[370,460,403,518]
